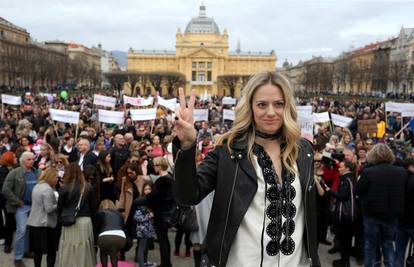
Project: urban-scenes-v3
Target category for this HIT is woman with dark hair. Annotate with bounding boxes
[97,150,115,202]
[57,163,96,267]
[324,161,356,267]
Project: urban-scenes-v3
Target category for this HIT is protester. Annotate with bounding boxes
[134,181,156,267]
[2,151,39,267]
[57,163,96,267]
[173,71,320,266]
[27,168,59,267]
[357,143,407,267]
[0,151,17,254]
[95,199,126,267]
[97,150,116,202]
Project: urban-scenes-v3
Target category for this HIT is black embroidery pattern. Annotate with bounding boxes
[253,144,296,256]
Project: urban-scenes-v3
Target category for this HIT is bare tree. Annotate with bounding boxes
[104,71,128,96]
[125,71,143,96]
[389,59,408,94]
[218,75,240,97]
[148,72,163,94]
[164,72,185,97]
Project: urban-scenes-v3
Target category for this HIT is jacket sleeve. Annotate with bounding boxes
[356,170,369,197]
[43,188,58,214]
[1,170,21,207]
[172,137,218,205]
[327,179,350,201]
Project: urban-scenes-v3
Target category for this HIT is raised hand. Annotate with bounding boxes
[174,87,197,149]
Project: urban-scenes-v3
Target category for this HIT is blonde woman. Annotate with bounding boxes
[173,71,319,267]
[27,168,59,267]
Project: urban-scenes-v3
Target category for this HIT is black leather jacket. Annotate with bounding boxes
[173,137,320,267]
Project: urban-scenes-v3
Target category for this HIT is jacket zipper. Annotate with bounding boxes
[218,163,239,266]
[303,154,312,265]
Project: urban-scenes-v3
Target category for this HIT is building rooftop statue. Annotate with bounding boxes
[185,3,220,34]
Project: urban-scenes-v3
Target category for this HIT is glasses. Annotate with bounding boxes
[147,149,153,152]
[56,161,63,164]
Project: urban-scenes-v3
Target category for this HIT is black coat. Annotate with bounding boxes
[173,137,320,267]
[327,172,355,234]
[94,209,125,238]
[400,172,414,228]
[357,163,407,220]
[77,150,98,171]
[110,146,129,178]
[134,173,175,228]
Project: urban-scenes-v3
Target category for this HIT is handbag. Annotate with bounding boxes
[178,206,199,232]
[164,203,180,228]
[60,191,83,226]
[407,239,413,267]
[334,177,356,223]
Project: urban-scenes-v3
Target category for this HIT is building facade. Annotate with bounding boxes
[0,17,67,88]
[127,4,276,97]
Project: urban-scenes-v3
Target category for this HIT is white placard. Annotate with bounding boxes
[130,108,157,121]
[93,94,116,108]
[222,97,237,105]
[123,95,154,106]
[331,113,353,128]
[1,94,22,105]
[49,109,80,124]
[385,102,414,113]
[313,112,330,123]
[402,111,414,117]
[223,109,235,121]
[296,105,313,117]
[193,109,209,122]
[98,109,124,124]
[298,115,314,142]
[158,96,177,110]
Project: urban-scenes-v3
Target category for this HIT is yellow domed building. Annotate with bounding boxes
[127,4,276,97]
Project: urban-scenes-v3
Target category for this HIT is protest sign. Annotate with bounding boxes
[385,102,414,113]
[298,115,314,142]
[358,119,378,134]
[130,108,157,121]
[123,95,154,106]
[331,113,353,128]
[222,97,237,105]
[223,109,235,121]
[93,94,116,108]
[1,94,22,105]
[193,109,209,122]
[49,109,80,124]
[312,112,330,123]
[157,96,177,110]
[98,109,124,124]
[296,105,313,117]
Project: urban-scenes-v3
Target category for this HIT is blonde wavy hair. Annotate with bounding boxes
[217,71,301,175]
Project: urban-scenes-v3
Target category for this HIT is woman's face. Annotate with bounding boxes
[344,135,351,144]
[97,142,105,151]
[105,154,111,163]
[338,162,348,175]
[252,84,284,134]
[127,168,137,180]
[143,185,152,195]
[153,136,160,145]
[40,146,48,157]
[358,149,366,159]
[21,137,29,146]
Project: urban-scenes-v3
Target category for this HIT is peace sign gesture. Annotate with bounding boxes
[174,87,197,149]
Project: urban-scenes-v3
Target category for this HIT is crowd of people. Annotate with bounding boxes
[0,72,413,267]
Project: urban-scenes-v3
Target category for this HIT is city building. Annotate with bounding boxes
[389,26,414,94]
[0,17,67,88]
[127,3,276,97]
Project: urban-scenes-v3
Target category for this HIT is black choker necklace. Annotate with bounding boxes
[255,129,282,140]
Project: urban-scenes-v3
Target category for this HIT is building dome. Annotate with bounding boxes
[185,4,220,34]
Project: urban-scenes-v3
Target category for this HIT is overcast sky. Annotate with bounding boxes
[1,0,413,66]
